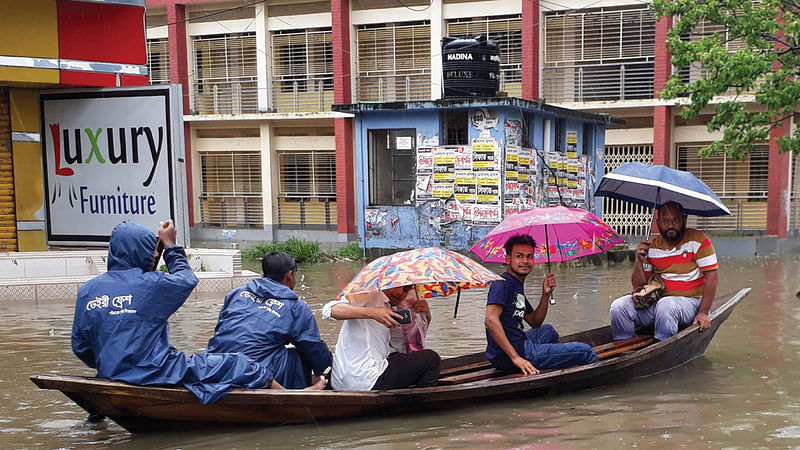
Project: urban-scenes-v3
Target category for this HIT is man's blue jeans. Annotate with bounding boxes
[609,294,701,341]
[523,324,599,369]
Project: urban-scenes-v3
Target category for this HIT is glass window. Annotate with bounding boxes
[368,129,416,205]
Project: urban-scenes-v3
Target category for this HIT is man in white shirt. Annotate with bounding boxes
[322,285,440,390]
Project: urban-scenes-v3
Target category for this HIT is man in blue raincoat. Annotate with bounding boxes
[72,220,280,404]
[207,251,332,389]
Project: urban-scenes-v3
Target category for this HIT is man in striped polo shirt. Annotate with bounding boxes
[609,201,719,341]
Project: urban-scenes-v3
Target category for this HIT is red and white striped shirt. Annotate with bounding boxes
[644,228,718,298]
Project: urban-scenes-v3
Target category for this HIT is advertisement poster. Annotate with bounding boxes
[443,196,464,223]
[476,171,500,204]
[41,86,187,246]
[504,118,522,147]
[505,145,519,180]
[451,145,472,170]
[472,204,501,223]
[415,173,433,199]
[416,150,434,173]
[518,149,530,182]
[505,179,520,196]
[566,130,578,158]
[433,148,455,182]
[454,171,476,202]
[472,137,497,170]
[433,183,454,198]
[504,202,519,217]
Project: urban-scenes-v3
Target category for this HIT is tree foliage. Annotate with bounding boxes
[651,0,799,159]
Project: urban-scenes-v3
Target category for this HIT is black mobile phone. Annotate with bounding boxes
[395,309,412,324]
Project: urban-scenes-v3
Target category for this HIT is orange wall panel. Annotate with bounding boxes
[0,0,58,58]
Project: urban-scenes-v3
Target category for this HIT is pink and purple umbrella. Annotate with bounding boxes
[470,206,623,303]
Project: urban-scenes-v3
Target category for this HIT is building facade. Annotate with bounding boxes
[1,0,148,252]
[143,0,797,250]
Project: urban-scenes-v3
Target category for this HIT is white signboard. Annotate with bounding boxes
[41,86,188,246]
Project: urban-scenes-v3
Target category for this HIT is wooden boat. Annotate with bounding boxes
[31,288,749,433]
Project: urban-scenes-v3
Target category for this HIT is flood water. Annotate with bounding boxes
[3,253,800,448]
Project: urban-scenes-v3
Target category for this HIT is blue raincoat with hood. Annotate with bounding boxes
[207,277,332,389]
[71,221,274,404]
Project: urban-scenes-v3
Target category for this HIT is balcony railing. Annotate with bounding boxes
[543,62,654,103]
[193,80,259,115]
[357,72,430,102]
[277,196,337,230]
[500,68,521,98]
[200,194,263,228]
[272,77,333,113]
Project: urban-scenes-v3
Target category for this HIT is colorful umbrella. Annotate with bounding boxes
[470,206,624,303]
[338,247,503,317]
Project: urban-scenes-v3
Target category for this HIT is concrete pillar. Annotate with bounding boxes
[332,0,356,236]
[167,4,194,226]
[260,123,276,241]
[767,119,791,238]
[430,0,443,100]
[255,2,272,112]
[653,14,673,167]
[522,0,540,100]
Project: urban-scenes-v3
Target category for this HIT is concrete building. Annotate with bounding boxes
[1,0,148,252]
[143,0,798,250]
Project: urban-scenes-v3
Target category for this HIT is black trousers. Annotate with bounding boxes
[372,349,441,390]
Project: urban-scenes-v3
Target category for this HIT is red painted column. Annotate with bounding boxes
[332,0,356,235]
[652,15,672,167]
[766,123,791,239]
[167,4,194,226]
[521,0,540,101]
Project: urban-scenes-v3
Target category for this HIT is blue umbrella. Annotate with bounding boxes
[594,162,731,217]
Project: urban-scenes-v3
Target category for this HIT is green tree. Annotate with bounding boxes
[652,0,798,159]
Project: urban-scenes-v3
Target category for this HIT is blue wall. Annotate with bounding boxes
[353,104,606,251]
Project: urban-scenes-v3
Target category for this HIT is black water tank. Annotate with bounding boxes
[442,36,500,98]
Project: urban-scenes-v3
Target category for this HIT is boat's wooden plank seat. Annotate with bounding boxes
[438,368,504,385]
[595,335,656,359]
[439,361,492,377]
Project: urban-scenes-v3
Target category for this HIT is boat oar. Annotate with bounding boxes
[453,287,462,319]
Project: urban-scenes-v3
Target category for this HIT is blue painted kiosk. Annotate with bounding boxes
[332,97,621,254]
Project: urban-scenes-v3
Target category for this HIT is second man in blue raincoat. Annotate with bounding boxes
[207,251,332,389]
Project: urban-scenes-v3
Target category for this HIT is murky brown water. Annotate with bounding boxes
[3,253,800,448]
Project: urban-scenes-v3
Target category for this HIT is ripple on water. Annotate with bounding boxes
[771,425,800,439]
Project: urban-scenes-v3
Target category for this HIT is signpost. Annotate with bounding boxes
[40,85,189,246]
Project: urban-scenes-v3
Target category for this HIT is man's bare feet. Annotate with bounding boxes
[306,375,327,390]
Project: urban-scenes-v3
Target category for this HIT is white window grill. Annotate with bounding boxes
[447,15,522,98]
[278,151,337,228]
[193,33,258,114]
[676,18,750,95]
[199,151,263,228]
[544,7,655,103]
[678,144,768,233]
[357,22,431,102]
[271,29,334,113]
[146,38,170,85]
[602,144,654,237]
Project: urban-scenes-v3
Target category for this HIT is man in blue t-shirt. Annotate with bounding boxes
[484,234,598,375]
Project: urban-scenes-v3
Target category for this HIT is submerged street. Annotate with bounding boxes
[3,254,800,448]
